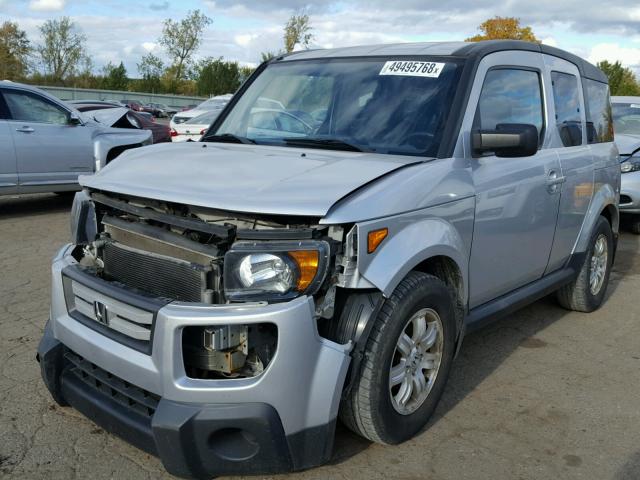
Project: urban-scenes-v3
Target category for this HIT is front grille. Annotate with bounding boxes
[103,242,212,302]
[70,280,153,341]
[64,348,160,417]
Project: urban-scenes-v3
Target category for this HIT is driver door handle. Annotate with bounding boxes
[547,170,566,193]
[15,126,35,133]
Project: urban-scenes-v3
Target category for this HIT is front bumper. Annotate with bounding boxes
[39,244,351,478]
[620,171,640,214]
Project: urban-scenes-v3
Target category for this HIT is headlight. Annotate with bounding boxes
[70,190,97,245]
[621,154,640,173]
[224,240,330,302]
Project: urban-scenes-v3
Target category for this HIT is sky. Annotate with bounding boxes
[1,0,639,77]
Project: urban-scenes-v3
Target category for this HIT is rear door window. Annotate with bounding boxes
[475,68,544,137]
[550,71,583,147]
[583,79,614,143]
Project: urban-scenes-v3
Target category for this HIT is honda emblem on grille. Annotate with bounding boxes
[93,301,109,326]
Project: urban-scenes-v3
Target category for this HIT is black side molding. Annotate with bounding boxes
[465,252,585,334]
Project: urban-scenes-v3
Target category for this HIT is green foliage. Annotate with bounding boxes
[0,21,31,80]
[466,16,539,43]
[596,60,640,96]
[37,17,87,83]
[101,61,128,91]
[195,57,242,96]
[239,65,255,83]
[260,51,280,62]
[284,13,313,53]
[137,53,164,93]
[159,9,212,82]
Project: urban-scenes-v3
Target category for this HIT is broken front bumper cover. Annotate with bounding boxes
[38,244,351,478]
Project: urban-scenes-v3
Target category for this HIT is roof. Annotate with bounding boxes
[282,40,608,83]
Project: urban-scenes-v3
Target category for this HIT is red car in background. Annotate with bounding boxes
[120,99,143,112]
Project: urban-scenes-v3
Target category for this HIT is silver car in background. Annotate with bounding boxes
[612,96,640,233]
[0,81,152,196]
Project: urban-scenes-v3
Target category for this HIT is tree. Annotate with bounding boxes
[74,56,101,89]
[101,61,128,91]
[260,51,279,62]
[596,60,640,96]
[0,21,31,80]
[284,13,313,53]
[159,9,212,82]
[37,17,87,82]
[239,65,255,83]
[466,16,539,43]
[138,53,164,93]
[195,57,241,96]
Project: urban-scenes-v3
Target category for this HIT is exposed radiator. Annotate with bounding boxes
[103,242,214,303]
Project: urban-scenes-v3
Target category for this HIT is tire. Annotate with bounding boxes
[630,218,640,235]
[556,215,613,312]
[339,272,456,444]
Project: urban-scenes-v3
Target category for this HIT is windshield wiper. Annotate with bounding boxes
[204,133,256,145]
[282,137,370,152]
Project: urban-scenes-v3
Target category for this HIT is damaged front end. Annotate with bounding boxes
[69,189,348,380]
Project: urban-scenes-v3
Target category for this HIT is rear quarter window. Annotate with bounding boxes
[583,79,614,143]
[550,71,583,147]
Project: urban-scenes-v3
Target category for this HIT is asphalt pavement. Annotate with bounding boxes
[1,193,639,480]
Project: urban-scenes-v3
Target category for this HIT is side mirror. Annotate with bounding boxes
[472,123,538,158]
[68,112,82,125]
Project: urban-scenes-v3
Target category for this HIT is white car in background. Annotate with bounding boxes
[170,109,221,142]
[169,94,232,130]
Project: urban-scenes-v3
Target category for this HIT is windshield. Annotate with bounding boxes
[207,57,463,156]
[612,102,640,135]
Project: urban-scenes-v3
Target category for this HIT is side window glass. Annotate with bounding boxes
[584,79,613,143]
[476,69,544,138]
[3,90,69,125]
[551,71,582,147]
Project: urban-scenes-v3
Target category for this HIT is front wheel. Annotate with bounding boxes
[556,216,613,312]
[339,272,456,444]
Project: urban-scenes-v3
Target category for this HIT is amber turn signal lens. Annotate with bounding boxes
[367,228,388,254]
[288,250,320,291]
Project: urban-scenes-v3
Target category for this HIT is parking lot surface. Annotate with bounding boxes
[1,193,639,480]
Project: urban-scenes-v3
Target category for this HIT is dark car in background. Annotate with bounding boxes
[141,103,165,118]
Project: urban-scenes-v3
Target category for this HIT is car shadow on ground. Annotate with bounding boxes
[328,231,639,465]
[0,193,74,220]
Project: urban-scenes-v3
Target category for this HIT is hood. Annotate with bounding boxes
[615,133,640,156]
[81,142,423,217]
[84,107,131,127]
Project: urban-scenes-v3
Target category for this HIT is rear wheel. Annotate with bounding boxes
[556,216,613,312]
[339,272,456,444]
[629,217,640,235]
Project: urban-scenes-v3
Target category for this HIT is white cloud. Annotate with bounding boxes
[234,34,258,47]
[142,42,157,52]
[589,43,640,69]
[541,37,558,48]
[28,0,65,12]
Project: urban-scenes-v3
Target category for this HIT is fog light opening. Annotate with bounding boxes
[182,323,277,379]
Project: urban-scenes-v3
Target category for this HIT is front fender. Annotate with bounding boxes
[356,197,474,303]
